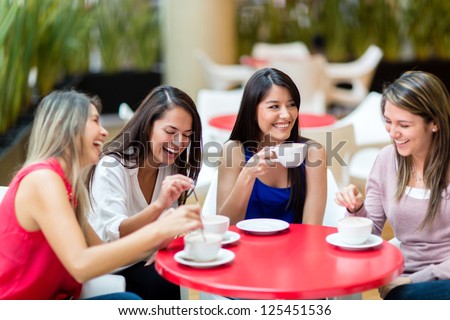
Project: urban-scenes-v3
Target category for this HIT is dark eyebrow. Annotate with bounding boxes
[165,125,193,133]
[264,99,295,105]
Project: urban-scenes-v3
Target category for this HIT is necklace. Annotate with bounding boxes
[411,165,424,182]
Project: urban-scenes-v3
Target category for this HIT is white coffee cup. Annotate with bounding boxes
[202,215,230,239]
[337,217,373,245]
[271,143,307,168]
[183,232,222,262]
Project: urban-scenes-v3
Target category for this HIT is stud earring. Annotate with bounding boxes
[432,128,437,132]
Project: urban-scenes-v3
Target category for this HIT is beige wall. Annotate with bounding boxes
[161,0,236,100]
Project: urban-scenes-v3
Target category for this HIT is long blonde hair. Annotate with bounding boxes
[26,90,100,232]
[381,71,450,228]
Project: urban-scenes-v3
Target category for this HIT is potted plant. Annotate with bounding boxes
[0,0,162,173]
[74,0,162,114]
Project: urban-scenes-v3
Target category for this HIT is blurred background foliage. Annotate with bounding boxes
[236,0,450,62]
[1,0,449,136]
[0,0,160,135]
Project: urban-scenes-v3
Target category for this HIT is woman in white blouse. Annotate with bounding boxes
[88,85,202,299]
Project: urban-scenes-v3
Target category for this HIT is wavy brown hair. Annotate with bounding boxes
[381,71,450,228]
[88,85,202,205]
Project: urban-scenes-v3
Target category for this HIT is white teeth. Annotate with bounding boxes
[165,147,177,154]
[395,140,408,145]
[273,123,289,128]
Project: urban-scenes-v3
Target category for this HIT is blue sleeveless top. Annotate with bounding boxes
[244,147,306,223]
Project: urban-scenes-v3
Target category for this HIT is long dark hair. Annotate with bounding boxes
[229,67,308,222]
[88,85,202,205]
[382,71,450,228]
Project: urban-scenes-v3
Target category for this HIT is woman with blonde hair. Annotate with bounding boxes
[336,71,450,299]
[0,90,201,299]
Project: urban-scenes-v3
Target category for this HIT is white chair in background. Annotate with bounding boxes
[194,49,254,90]
[335,92,388,184]
[322,169,346,227]
[194,165,217,207]
[196,88,243,146]
[269,54,328,114]
[79,274,126,299]
[303,122,356,188]
[389,237,401,248]
[118,102,134,122]
[326,45,383,108]
[337,91,390,150]
[201,169,219,216]
[251,41,310,61]
[197,169,229,300]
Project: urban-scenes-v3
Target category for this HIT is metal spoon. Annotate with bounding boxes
[192,188,207,241]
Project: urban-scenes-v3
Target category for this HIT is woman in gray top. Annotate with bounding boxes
[336,71,450,299]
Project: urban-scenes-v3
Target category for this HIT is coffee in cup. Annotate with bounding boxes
[271,143,307,168]
[184,232,222,262]
[202,215,230,239]
[337,217,373,245]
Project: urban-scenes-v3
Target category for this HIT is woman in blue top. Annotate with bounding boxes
[217,68,326,225]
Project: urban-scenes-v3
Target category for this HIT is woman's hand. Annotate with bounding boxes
[378,276,411,299]
[242,146,276,180]
[335,184,364,213]
[154,174,195,210]
[153,204,202,248]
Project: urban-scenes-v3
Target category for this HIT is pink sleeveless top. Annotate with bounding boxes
[0,158,81,299]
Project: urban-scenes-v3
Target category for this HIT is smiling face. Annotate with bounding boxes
[256,85,298,145]
[81,104,108,167]
[384,100,437,161]
[149,106,193,166]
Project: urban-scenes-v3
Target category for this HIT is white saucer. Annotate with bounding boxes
[326,233,383,251]
[222,230,241,245]
[236,218,289,235]
[174,248,235,268]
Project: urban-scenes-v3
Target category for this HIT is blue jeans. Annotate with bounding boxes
[85,292,142,300]
[384,280,450,300]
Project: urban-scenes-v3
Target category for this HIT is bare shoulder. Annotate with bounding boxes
[15,169,71,230]
[306,140,326,163]
[17,168,69,207]
[222,140,242,154]
[220,140,245,173]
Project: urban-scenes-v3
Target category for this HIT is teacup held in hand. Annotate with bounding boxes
[202,215,230,239]
[271,143,307,168]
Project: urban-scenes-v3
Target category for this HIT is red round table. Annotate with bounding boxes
[208,113,336,131]
[155,224,404,299]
